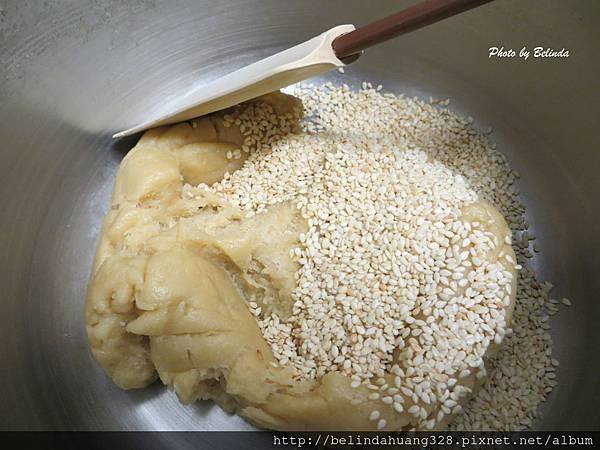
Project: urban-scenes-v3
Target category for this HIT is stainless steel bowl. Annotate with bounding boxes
[1,0,598,432]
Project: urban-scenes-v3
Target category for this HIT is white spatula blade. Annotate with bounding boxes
[113,24,355,138]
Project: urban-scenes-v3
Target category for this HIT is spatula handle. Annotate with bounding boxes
[332,0,493,59]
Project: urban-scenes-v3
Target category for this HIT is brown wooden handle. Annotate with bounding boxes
[332,0,494,59]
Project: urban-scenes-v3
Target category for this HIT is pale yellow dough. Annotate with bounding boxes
[86,92,517,431]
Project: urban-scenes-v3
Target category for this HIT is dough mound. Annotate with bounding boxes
[86,92,516,430]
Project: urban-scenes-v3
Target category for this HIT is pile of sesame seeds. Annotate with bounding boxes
[199,82,567,430]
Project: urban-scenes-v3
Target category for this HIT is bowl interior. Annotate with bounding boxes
[0,0,598,434]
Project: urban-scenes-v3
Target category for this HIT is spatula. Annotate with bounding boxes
[113,0,492,138]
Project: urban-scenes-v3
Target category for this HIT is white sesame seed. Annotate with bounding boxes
[191,83,566,432]
[408,405,420,416]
